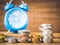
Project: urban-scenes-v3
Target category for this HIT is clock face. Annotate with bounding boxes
[8,10,28,28]
[4,7,28,31]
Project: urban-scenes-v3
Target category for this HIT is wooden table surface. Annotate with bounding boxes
[0,31,60,45]
[0,43,60,45]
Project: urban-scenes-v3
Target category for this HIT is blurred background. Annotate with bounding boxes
[0,0,60,33]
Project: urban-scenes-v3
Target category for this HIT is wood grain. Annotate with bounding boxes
[0,0,60,33]
[0,43,60,45]
[0,31,60,43]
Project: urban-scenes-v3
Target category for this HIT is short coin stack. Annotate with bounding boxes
[18,30,31,43]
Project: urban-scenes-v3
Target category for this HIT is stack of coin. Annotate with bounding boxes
[39,24,53,43]
[7,37,16,43]
[18,30,30,43]
[0,34,6,43]
[18,30,30,36]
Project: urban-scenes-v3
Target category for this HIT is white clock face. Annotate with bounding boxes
[8,10,28,28]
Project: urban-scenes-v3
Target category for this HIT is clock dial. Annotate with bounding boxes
[8,10,28,29]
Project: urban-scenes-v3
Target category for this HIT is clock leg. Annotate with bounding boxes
[7,29,10,35]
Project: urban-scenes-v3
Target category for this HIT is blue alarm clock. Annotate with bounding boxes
[4,0,29,33]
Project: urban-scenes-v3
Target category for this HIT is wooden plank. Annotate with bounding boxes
[0,32,60,43]
[0,43,60,45]
[0,0,60,33]
[0,32,60,38]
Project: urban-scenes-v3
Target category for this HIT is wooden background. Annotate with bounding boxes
[0,0,60,32]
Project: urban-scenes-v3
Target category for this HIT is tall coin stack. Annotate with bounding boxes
[39,24,53,43]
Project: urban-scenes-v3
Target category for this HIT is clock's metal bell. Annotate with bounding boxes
[19,3,29,11]
[4,0,29,33]
[4,3,14,11]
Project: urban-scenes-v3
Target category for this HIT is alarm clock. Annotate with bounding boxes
[4,0,29,33]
